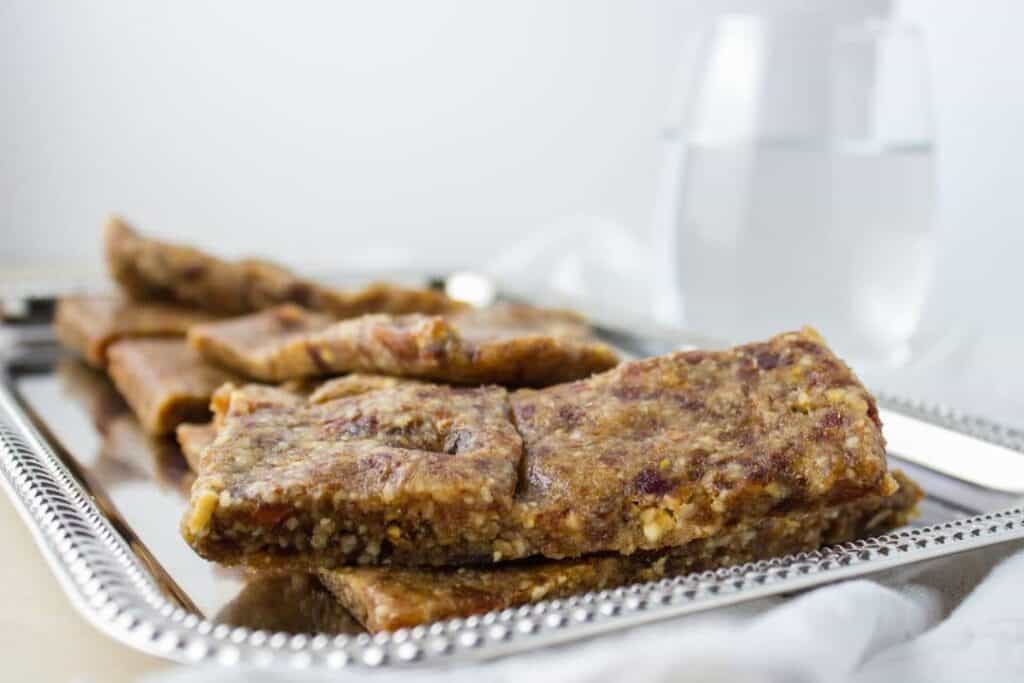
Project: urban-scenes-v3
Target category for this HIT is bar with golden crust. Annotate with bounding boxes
[54,295,216,368]
[107,338,240,435]
[105,216,461,317]
[188,303,620,386]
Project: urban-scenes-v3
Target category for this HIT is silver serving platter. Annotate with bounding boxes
[2,295,1024,671]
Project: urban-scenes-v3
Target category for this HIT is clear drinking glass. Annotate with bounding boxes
[653,15,935,372]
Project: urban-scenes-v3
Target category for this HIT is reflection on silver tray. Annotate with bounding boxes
[2,318,1024,670]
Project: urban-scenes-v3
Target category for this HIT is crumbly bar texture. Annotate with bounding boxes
[500,326,892,562]
[177,376,425,475]
[53,294,216,368]
[187,302,620,386]
[182,328,895,569]
[320,471,921,631]
[104,216,460,317]
[107,338,240,435]
[183,381,523,566]
[216,573,363,635]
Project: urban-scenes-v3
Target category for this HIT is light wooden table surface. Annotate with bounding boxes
[0,493,168,683]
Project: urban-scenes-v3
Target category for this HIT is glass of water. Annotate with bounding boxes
[653,15,935,373]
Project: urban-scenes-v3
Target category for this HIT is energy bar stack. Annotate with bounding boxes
[55,217,923,633]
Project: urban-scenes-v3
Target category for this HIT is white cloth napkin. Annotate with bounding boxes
[143,541,1024,683]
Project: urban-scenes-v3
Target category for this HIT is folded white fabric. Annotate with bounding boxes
[855,544,1024,683]
[144,544,1024,683]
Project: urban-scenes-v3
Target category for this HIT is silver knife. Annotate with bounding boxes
[880,408,1024,494]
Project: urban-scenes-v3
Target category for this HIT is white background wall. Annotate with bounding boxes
[2,0,892,271]
[2,1,1021,421]
[2,1,668,270]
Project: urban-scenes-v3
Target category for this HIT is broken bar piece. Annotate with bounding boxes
[187,303,620,386]
[54,295,216,368]
[186,305,333,379]
[107,338,239,435]
[105,216,460,317]
[182,328,895,569]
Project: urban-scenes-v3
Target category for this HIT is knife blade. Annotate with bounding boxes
[880,408,1024,494]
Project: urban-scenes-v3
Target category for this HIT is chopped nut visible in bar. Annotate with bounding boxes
[182,328,894,569]
[188,302,620,386]
[105,216,461,317]
[54,295,216,368]
[319,471,921,631]
[107,338,240,435]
